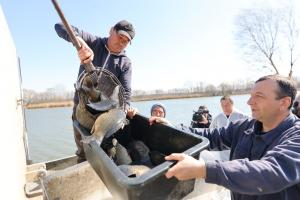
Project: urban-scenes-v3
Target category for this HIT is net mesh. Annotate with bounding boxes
[76,68,125,108]
[75,68,126,130]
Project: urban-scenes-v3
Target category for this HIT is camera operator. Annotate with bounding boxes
[190,106,212,128]
[292,94,300,118]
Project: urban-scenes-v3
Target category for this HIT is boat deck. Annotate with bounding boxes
[25,152,231,200]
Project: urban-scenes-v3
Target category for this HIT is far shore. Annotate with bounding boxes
[25,100,74,109]
[25,92,250,109]
[25,89,300,109]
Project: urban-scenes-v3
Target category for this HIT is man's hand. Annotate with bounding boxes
[76,36,94,64]
[127,107,138,119]
[199,114,208,124]
[165,153,206,180]
[149,116,171,126]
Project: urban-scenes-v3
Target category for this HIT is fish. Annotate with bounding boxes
[128,140,152,167]
[81,74,101,102]
[118,164,151,177]
[86,85,120,112]
[81,108,129,144]
[75,102,96,131]
[108,138,132,165]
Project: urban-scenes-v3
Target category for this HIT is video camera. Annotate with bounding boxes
[292,101,299,117]
[192,109,209,122]
[191,107,212,128]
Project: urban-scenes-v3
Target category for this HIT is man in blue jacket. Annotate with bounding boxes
[160,75,300,200]
[55,20,135,163]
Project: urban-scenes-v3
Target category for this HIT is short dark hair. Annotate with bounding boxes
[198,105,207,110]
[255,74,297,109]
[220,95,233,104]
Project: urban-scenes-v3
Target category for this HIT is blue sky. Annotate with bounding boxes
[1,0,299,92]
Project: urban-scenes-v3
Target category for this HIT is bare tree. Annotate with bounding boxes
[218,83,233,95]
[235,3,300,77]
[132,90,147,96]
[23,85,74,104]
[283,3,300,78]
[205,84,218,96]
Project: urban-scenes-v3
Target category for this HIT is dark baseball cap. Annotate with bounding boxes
[114,20,135,41]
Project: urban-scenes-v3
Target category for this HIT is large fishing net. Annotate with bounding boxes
[75,68,126,130]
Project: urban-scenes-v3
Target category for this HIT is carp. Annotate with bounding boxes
[81,74,101,102]
[108,138,132,166]
[86,85,120,112]
[75,94,96,131]
[81,108,128,144]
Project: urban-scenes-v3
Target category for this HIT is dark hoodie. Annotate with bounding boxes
[182,114,300,200]
[54,23,132,108]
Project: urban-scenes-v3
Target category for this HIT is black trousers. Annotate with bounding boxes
[72,104,86,163]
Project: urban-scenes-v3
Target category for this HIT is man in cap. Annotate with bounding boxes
[150,103,166,118]
[148,103,172,126]
[190,105,212,128]
[126,103,169,124]
[55,20,135,163]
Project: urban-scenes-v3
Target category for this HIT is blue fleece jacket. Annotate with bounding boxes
[54,23,132,108]
[182,113,300,200]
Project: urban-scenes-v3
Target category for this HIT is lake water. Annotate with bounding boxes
[25,94,251,163]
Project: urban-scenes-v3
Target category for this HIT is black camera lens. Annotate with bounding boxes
[292,101,299,116]
[192,112,203,121]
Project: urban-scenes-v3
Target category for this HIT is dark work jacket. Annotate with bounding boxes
[181,113,300,200]
[54,23,132,108]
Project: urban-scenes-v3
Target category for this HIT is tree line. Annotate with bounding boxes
[23,78,300,104]
[23,85,74,104]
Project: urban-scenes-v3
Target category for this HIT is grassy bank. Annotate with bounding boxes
[132,93,214,101]
[26,100,73,109]
[24,87,300,109]
[25,92,250,109]
[25,94,206,109]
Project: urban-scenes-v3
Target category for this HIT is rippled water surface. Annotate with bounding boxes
[26,94,251,163]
